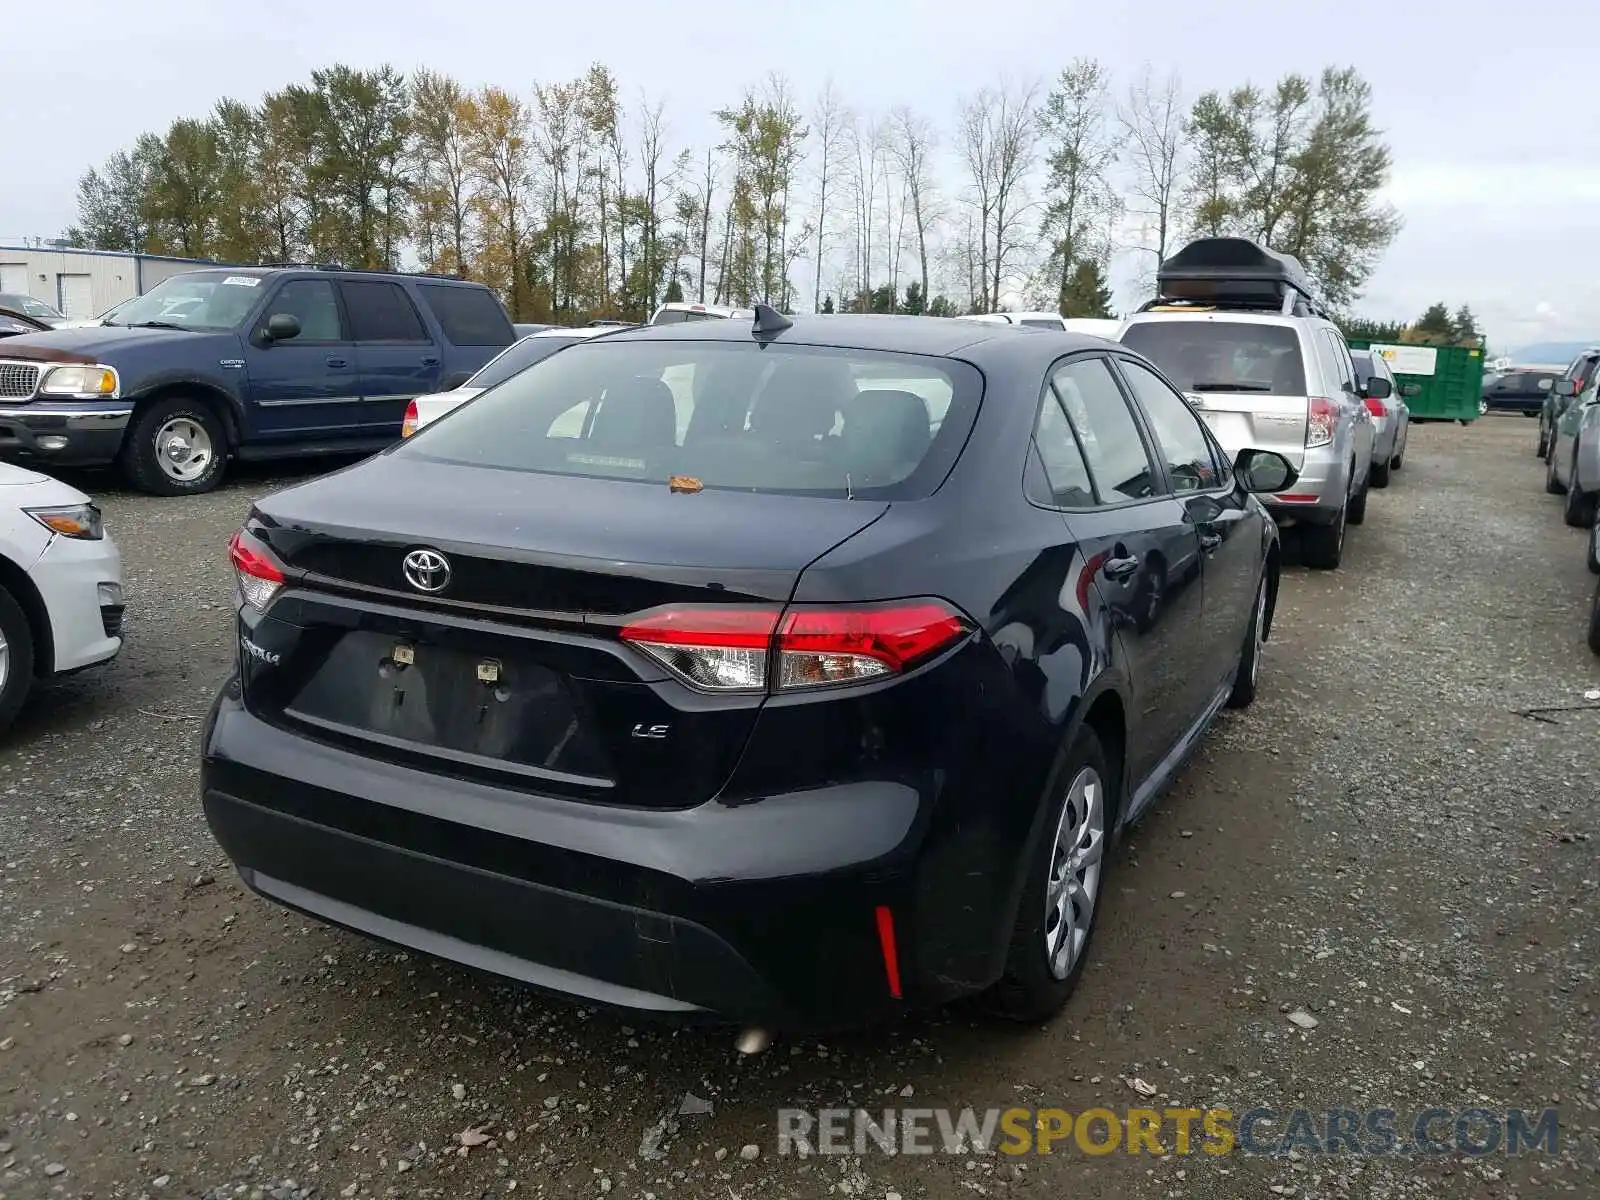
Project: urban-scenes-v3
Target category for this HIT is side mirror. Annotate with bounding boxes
[1361,376,1393,401]
[1555,379,1578,397]
[1401,383,1421,398]
[1233,447,1299,495]
[441,370,474,391]
[263,313,301,343]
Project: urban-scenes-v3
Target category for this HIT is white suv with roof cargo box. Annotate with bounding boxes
[1118,237,1378,570]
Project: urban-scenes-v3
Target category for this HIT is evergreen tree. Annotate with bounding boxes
[1061,260,1114,318]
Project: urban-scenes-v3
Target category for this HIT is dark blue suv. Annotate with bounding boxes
[0,266,515,494]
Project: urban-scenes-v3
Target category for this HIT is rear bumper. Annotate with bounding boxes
[0,404,131,467]
[1262,444,1346,524]
[201,681,1021,1029]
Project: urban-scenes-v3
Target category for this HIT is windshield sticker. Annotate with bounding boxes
[222,276,261,287]
[567,452,646,471]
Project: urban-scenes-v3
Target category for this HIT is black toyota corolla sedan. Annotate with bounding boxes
[202,310,1296,1032]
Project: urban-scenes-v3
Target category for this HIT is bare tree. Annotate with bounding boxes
[1120,67,1187,288]
[957,80,1040,313]
[1038,58,1122,313]
[955,92,995,311]
[696,149,716,301]
[887,106,938,313]
[809,82,851,313]
[636,93,679,316]
[847,116,886,305]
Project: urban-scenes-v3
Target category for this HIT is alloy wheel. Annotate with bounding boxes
[155,417,215,483]
[1044,766,1106,981]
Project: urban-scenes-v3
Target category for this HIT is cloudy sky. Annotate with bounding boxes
[3,0,1592,350]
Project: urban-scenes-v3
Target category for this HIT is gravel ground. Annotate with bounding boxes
[2,417,1597,1199]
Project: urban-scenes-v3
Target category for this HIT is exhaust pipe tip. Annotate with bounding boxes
[734,1027,772,1056]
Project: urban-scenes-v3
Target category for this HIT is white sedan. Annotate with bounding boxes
[0,464,124,732]
[402,326,624,437]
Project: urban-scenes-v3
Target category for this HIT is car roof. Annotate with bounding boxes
[598,312,1096,357]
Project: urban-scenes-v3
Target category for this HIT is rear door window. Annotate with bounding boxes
[399,340,980,501]
[1114,359,1227,493]
[1049,357,1163,504]
[417,284,515,346]
[1321,330,1355,393]
[341,281,429,342]
[1118,320,1307,396]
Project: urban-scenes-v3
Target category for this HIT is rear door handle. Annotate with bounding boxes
[1102,555,1140,580]
[421,356,440,367]
[326,356,348,368]
[1199,531,1223,553]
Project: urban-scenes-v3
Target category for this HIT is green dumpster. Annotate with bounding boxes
[1347,340,1485,423]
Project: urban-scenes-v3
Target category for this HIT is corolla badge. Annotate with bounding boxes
[403,548,452,593]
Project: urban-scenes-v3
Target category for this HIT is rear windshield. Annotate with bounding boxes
[1120,320,1307,396]
[467,334,585,389]
[398,339,981,500]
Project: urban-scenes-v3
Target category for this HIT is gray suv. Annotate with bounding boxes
[1118,238,1377,570]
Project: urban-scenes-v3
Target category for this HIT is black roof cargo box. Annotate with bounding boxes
[1154,237,1319,311]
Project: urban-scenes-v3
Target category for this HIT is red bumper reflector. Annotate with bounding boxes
[874,905,903,999]
[1274,493,1321,503]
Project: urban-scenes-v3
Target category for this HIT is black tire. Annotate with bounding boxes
[1564,450,1597,528]
[1524,411,1539,418]
[1347,470,1369,526]
[1227,570,1269,709]
[1546,449,1565,495]
[1302,501,1346,570]
[989,726,1114,1023]
[1589,584,1600,656]
[1586,523,1599,575]
[0,584,38,736]
[1370,459,1392,489]
[119,396,228,496]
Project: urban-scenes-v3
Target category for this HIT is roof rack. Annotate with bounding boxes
[1141,237,1330,321]
[255,262,472,281]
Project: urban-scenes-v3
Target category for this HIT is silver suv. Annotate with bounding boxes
[1118,238,1377,570]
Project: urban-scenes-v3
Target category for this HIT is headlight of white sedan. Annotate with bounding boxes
[25,503,104,540]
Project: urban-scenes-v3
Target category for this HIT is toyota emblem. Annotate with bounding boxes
[402,548,452,593]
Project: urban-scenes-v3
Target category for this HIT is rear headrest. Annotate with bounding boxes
[843,390,931,479]
[591,375,678,449]
[1270,354,1303,394]
[750,361,851,444]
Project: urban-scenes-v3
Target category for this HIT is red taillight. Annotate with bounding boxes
[619,600,971,693]
[1363,397,1387,418]
[1306,397,1336,448]
[874,905,903,1000]
[401,400,419,437]
[228,528,286,611]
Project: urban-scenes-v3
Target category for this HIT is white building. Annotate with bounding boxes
[0,245,244,320]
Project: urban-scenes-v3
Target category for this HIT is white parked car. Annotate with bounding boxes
[649,301,752,325]
[0,465,124,732]
[1062,317,1123,339]
[401,326,624,437]
[958,311,1070,330]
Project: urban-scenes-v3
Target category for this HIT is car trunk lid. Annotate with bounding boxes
[237,454,889,809]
